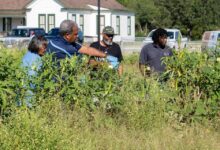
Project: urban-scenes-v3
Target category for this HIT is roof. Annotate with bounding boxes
[0,0,127,11]
[57,0,127,11]
[0,0,31,10]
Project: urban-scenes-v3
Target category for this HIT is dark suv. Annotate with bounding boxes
[44,27,59,40]
[45,27,84,44]
[9,28,45,37]
[3,27,45,48]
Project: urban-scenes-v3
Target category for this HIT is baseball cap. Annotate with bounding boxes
[103,26,115,35]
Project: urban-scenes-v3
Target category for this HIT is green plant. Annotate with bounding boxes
[164,50,220,122]
[0,49,25,115]
[0,51,220,149]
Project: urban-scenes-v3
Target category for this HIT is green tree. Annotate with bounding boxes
[117,0,130,6]
[119,0,171,36]
[155,0,220,39]
[117,0,220,39]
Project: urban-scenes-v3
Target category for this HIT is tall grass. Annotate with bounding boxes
[1,100,220,149]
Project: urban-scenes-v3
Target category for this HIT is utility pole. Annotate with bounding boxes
[97,0,100,43]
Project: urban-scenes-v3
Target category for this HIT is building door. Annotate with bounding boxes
[3,17,12,32]
[48,14,55,32]
[39,14,55,32]
[39,14,46,31]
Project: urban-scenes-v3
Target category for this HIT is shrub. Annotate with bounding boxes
[1,49,220,149]
[0,49,25,116]
[164,50,220,122]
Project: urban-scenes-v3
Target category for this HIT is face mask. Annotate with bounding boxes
[103,39,113,46]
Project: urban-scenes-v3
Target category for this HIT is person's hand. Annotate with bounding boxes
[145,66,151,77]
[89,58,103,66]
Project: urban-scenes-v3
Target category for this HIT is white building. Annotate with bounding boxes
[0,0,135,42]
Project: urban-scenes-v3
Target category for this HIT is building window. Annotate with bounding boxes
[48,14,55,31]
[127,16,131,35]
[22,18,26,26]
[100,15,105,34]
[79,15,84,32]
[116,16,120,35]
[96,15,105,34]
[3,17,12,32]
[72,14,76,22]
[38,14,46,30]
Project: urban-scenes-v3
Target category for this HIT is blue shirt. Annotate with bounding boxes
[20,51,41,108]
[22,51,42,76]
[47,36,82,61]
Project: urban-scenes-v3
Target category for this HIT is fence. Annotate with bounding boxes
[120,40,202,54]
[0,35,202,54]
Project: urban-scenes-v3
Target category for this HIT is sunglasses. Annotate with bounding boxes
[106,34,114,38]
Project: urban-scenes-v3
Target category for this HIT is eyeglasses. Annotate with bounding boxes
[106,34,114,38]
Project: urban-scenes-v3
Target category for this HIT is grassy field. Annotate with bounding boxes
[0,47,220,149]
[1,101,220,150]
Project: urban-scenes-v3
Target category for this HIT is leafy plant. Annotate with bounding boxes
[0,49,25,115]
[164,50,220,122]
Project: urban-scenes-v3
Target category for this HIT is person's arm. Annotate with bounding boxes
[139,63,145,76]
[139,45,151,77]
[115,44,123,76]
[79,46,106,58]
[139,63,151,77]
[118,63,123,76]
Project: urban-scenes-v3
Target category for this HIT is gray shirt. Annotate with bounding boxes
[139,43,173,73]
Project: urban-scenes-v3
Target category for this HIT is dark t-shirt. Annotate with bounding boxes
[139,43,173,73]
[90,41,123,62]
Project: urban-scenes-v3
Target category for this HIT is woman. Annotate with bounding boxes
[20,36,48,107]
[22,36,48,76]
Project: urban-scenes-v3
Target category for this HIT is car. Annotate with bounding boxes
[143,28,188,50]
[3,27,45,48]
[44,27,60,41]
[201,30,220,52]
[45,27,84,44]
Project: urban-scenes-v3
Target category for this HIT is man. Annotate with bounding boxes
[139,28,173,77]
[90,26,123,75]
[47,20,106,61]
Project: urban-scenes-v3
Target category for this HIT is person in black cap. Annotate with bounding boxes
[90,26,123,75]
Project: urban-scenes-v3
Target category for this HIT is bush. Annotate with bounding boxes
[1,49,220,149]
[164,50,220,122]
[0,49,25,116]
